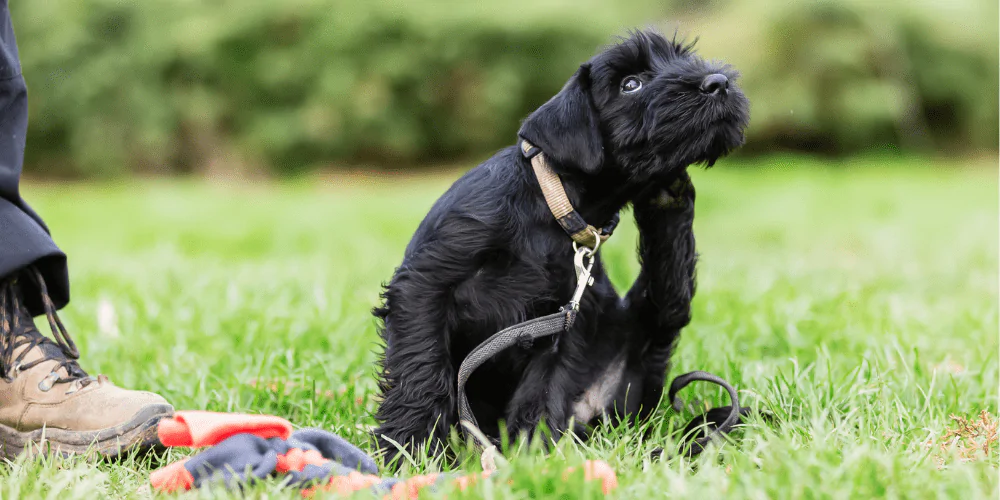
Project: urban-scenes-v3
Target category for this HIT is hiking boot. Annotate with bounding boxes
[0,266,174,459]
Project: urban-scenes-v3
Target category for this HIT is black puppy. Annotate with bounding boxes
[372,29,749,460]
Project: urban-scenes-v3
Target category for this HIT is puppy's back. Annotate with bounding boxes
[400,146,526,261]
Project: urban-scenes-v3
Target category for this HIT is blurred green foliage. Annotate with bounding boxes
[715,0,1000,156]
[11,0,998,177]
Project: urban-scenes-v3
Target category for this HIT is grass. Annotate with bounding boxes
[4,154,998,498]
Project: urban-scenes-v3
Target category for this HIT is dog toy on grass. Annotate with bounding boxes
[149,411,617,498]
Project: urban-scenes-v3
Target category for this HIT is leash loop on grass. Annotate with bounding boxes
[663,370,744,458]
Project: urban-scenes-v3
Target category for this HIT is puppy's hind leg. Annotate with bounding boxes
[373,332,457,467]
[372,283,460,467]
[503,350,570,446]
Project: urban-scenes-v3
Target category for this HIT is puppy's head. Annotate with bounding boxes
[518,29,750,181]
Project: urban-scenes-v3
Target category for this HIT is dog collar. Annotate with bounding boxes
[519,139,619,249]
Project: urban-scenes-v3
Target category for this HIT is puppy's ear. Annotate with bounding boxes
[518,63,604,174]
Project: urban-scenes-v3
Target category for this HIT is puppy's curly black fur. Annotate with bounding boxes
[372,29,749,461]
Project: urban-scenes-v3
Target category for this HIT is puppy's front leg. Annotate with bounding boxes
[625,170,697,416]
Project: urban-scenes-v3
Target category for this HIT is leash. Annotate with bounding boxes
[662,370,745,458]
[456,139,743,462]
[457,233,604,470]
[457,238,602,434]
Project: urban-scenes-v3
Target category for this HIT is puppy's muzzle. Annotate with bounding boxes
[700,74,729,96]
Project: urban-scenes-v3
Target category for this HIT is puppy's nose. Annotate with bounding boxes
[700,74,729,95]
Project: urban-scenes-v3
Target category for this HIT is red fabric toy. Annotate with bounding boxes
[149,411,617,498]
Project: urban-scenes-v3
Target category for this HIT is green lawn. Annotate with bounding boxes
[5,155,998,498]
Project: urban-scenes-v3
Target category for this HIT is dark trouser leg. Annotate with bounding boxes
[0,0,68,315]
[0,7,175,460]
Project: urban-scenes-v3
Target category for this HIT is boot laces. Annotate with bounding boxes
[0,267,93,389]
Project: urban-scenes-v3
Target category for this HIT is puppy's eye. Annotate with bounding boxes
[620,76,642,94]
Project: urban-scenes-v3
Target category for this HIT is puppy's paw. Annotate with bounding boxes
[505,415,565,451]
[639,171,695,212]
[656,172,695,209]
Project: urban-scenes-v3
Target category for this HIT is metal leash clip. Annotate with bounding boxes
[568,230,601,311]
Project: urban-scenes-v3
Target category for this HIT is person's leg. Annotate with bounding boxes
[0,0,173,459]
[0,0,68,315]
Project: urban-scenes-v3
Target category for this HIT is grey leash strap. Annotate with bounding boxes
[457,238,599,447]
[457,308,576,437]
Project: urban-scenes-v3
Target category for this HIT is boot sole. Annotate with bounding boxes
[0,403,174,460]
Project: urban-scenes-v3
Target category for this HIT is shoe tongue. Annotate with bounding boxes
[35,341,65,362]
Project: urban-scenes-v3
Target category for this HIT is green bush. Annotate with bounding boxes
[10,0,998,177]
[745,0,999,155]
[14,0,650,177]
